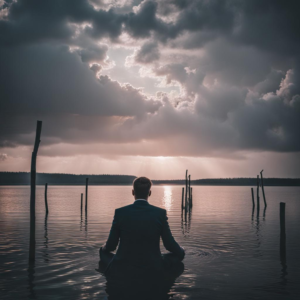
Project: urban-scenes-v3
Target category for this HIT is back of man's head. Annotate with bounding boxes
[133,177,152,199]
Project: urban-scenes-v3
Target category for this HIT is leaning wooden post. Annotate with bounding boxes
[85,178,89,213]
[256,175,260,214]
[44,183,49,214]
[181,187,184,209]
[29,120,42,263]
[185,170,188,209]
[280,202,286,263]
[260,170,267,208]
[81,193,83,213]
[251,188,255,208]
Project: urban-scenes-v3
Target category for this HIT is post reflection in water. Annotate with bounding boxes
[80,212,83,231]
[85,211,88,233]
[263,206,266,220]
[27,262,36,300]
[181,205,192,236]
[251,202,266,258]
[43,214,49,263]
[280,204,288,288]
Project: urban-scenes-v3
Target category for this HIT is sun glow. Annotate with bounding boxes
[162,186,173,211]
[157,156,166,160]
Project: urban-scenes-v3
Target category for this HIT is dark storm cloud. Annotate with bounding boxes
[0,0,299,158]
[0,43,161,117]
[76,44,108,63]
[134,41,160,64]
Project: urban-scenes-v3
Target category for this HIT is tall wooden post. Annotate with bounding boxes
[44,183,49,214]
[85,178,89,213]
[256,175,260,214]
[280,202,286,263]
[251,188,255,208]
[181,187,184,210]
[260,170,267,208]
[185,170,188,209]
[81,193,83,213]
[190,187,193,208]
[29,120,42,263]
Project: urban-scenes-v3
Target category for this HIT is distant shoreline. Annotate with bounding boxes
[0,172,299,186]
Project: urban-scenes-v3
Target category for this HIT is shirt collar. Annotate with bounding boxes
[134,199,148,202]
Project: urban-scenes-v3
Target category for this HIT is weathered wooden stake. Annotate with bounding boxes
[185,170,188,209]
[251,187,255,208]
[181,187,184,209]
[190,187,193,208]
[256,175,260,214]
[85,178,89,213]
[260,170,267,208]
[280,202,286,263]
[188,174,191,204]
[81,193,83,213]
[44,183,49,214]
[29,120,42,263]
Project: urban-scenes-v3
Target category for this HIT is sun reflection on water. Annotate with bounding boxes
[162,186,173,211]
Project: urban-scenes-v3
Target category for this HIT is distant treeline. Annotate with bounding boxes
[0,172,136,185]
[0,172,299,186]
[152,178,300,186]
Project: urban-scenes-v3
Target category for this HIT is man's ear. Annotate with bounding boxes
[149,190,151,197]
[132,189,135,196]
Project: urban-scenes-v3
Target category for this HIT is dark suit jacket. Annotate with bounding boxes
[103,200,185,275]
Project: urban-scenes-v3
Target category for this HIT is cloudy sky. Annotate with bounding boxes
[0,0,299,179]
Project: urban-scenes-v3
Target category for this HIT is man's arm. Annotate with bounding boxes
[102,209,120,252]
[161,210,185,260]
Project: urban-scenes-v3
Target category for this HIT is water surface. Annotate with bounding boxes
[0,186,299,299]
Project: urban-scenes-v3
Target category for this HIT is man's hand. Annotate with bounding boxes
[99,244,109,255]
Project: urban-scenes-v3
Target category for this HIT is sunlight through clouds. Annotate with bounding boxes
[162,186,172,211]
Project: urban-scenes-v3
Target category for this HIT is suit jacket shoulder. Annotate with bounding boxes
[117,202,165,213]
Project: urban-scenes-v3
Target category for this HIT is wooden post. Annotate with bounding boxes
[280,202,286,263]
[185,170,188,209]
[190,187,193,208]
[181,187,184,209]
[256,175,260,214]
[188,175,191,204]
[44,183,48,214]
[29,120,42,263]
[260,170,267,208]
[85,178,89,213]
[251,188,255,208]
[81,193,83,213]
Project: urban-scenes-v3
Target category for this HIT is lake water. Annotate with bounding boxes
[0,185,300,299]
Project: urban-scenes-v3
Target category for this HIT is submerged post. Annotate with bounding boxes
[44,183,48,214]
[190,187,193,208]
[280,202,286,263]
[85,178,89,213]
[260,170,267,208]
[81,193,83,213]
[185,170,188,209]
[251,188,255,208]
[29,120,42,263]
[256,175,260,213]
[181,187,184,209]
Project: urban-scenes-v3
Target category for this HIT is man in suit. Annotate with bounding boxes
[100,176,185,278]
